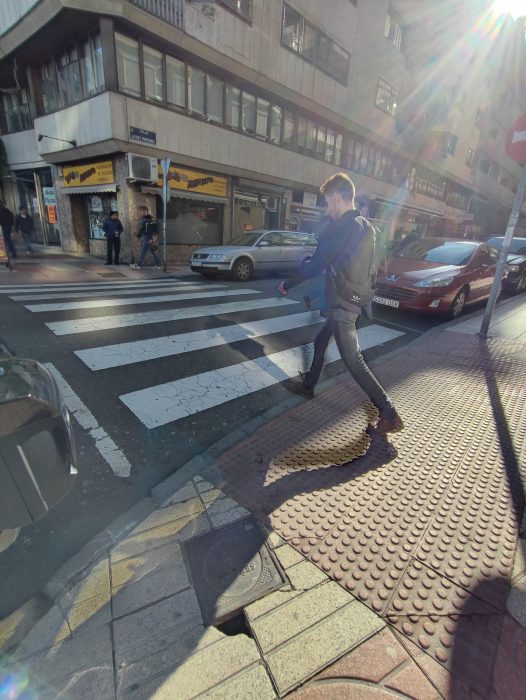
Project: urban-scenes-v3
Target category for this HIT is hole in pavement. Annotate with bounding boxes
[216,612,252,637]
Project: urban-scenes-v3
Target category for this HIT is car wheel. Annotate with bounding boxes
[449,287,468,319]
[511,271,526,295]
[232,257,253,282]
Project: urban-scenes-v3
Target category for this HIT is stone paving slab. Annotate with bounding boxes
[217,330,526,696]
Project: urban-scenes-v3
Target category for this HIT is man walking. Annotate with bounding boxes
[102,210,123,265]
[14,206,34,254]
[278,173,403,435]
[0,202,16,258]
[130,205,160,270]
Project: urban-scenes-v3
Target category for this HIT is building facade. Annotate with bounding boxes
[0,0,525,262]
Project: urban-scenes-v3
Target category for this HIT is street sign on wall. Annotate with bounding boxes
[506,113,526,162]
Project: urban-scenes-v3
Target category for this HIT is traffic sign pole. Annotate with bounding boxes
[480,163,526,337]
[160,158,171,274]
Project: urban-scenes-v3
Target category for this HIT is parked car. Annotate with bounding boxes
[189,230,317,281]
[373,238,499,318]
[486,235,526,294]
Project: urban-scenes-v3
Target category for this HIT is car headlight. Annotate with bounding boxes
[508,264,520,272]
[208,254,227,262]
[413,276,456,288]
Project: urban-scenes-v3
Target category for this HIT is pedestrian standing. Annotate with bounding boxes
[0,202,16,259]
[130,205,160,270]
[14,206,34,254]
[278,173,403,435]
[102,210,123,265]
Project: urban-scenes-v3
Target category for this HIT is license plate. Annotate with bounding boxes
[373,295,399,308]
[192,260,202,266]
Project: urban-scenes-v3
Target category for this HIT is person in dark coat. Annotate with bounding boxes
[102,210,123,265]
[14,206,34,254]
[0,202,16,258]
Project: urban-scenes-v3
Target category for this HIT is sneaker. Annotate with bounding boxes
[130,263,140,270]
[285,377,314,399]
[375,414,404,435]
[153,265,161,270]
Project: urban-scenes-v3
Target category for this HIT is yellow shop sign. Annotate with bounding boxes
[157,165,227,197]
[63,161,114,187]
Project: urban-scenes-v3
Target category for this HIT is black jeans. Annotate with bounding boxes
[106,236,120,264]
[2,228,17,258]
[303,312,396,418]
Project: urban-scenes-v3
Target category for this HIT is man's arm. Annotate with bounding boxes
[278,243,326,295]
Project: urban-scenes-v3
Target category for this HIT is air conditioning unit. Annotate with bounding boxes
[266,196,279,211]
[126,153,158,181]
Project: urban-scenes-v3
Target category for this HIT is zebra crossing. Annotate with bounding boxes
[3,276,405,450]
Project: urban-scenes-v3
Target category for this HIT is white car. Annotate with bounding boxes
[190,229,317,281]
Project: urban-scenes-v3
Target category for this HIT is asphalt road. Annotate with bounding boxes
[0,272,477,617]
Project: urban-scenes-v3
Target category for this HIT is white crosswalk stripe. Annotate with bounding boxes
[0,279,185,292]
[25,288,260,312]
[4,279,406,452]
[120,325,403,428]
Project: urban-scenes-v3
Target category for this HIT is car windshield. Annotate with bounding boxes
[394,240,477,266]
[230,232,264,246]
[487,237,526,255]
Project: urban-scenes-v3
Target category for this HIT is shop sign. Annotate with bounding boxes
[130,126,157,145]
[42,187,57,206]
[302,192,318,209]
[157,165,227,197]
[62,161,114,187]
[236,197,265,208]
[90,196,103,212]
[47,205,57,223]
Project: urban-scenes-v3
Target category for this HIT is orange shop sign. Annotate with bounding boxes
[62,161,114,187]
[157,165,227,198]
[47,205,57,223]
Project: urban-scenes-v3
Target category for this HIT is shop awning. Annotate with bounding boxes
[372,197,444,218]
[60,184,117,195]
[141,186,227,204]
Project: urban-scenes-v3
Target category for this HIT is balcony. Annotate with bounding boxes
[127,0,183,28]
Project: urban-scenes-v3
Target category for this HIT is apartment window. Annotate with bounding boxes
[479,159,498,178]
[325,129,335,162]
[282,4,350,84]
[384,10,404,50]
[256,97,269,138]
[315,124,326,155]
[225,85,240,128]
[116,34,141,96]
[270,105,282,143]
[306,119,317,152]
[334,133,343,165]
[466,148,476,167]
[2,89,32,133]
[188,66,205,115]
[57,47,82,105]
[283,109,295,145]
[207,75,224,123]
[39,60,60,112]
[242,90,256,133]
[79,35,104,97]
[218,0,252,21]
[444,134,458,155]
[166,56,186,108]
[143,46,163,102]
[376,77,398,115]
[296,115,307,148]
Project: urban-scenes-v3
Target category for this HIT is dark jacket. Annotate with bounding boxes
[0,205,14,233]
[102,216,123,239]
[137,214,156,241]
[15,214,34,234]
[284,209,372,315]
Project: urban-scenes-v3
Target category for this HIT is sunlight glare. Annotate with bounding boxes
[491,0,526,19]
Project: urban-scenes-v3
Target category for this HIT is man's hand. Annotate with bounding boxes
[277,280,288,296]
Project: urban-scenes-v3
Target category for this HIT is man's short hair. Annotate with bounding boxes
[320,173,356,202]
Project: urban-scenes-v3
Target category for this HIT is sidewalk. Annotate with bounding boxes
[0,245,193,284]
[1,295,525,699]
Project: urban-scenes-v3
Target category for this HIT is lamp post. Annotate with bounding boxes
[37,134,77,148]
[160,158,171,274]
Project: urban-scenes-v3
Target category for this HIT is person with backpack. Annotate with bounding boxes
[277,173,403,435]
[130,205,160,270]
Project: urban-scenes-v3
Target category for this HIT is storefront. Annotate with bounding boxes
[288,191,325,234]
[233,179,285,237]
[11,167,60,246]
[369,197,444,241]
[60,160,117,255]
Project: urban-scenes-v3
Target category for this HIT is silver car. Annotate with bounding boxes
[189,230,317,281]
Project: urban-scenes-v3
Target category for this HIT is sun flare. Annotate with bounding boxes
[491,0,526,19]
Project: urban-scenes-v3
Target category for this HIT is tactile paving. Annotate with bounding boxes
[217,330,526,692]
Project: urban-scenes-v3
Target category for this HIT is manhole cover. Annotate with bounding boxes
[183,517,286,625]
[97,272,126,278]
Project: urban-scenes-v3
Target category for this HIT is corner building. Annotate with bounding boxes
[0,0,524,262]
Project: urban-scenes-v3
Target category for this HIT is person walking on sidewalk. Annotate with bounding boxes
[14,206,34,254]
[0,202,16,259]
[130,205,160,270]
[278,173,403,435]
[102,210,123,265]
